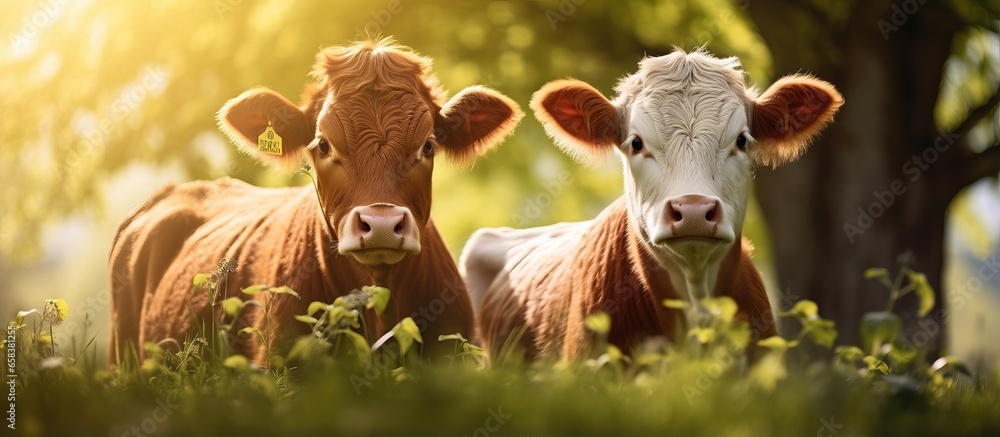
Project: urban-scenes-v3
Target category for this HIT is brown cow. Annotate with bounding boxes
[109,39,523,366]
[461,49,842,361]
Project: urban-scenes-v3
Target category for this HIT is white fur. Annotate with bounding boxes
[611,50,756,310]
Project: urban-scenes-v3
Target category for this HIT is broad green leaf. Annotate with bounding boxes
[864,267,893,288]
[863,355,891,374]
[327,306,360,329]
[438,333,468,343]
[287,336,330,362]
[35,331,52,346]
[221,297,244,318]
[605,344,624,363]
[363,286,391,315]
[778,300,818,319]
[585,312,611,335]
[864,267,890,280]
[222,354,250,372]
[271,286,300,299]
[307,301,330,317]
[702,296,737,322]
[835,346,865,363]
[391,366,414,383]
[662,299,688,309]
[860,311,902,354]
[192,273,213,292]
[461,342,486,357]
[332,329,370,359]
[294,315,319,326]
[689,327,716,344]
[757,336,789,352]
[45,298,70,321]
[333,296,348,308]
[803,317,838,348]
[888,342,918,368]
[393,317,423,357]
[906,271,935,317]
[726,323,752,349]
[749,352,787,392]
[241,285,270,296]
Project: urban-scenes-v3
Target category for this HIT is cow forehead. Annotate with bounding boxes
[615,50,752,151]
[318,89,434,159]
[631,89,747,147]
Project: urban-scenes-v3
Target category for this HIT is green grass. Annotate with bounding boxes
[4,264,1000,436]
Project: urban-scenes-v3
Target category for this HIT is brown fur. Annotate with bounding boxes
[752,75,844,167]
[109,39,522,366]
[530,79,621,162]
[110,179,471,364]
[479,50,841,362]
[478,198,775,361]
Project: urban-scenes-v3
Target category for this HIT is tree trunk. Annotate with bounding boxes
[747,0,967,356]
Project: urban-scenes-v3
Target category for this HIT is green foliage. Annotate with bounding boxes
[5,265,1000,435]
[0,0,783,261]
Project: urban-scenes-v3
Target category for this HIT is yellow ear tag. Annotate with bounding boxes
[258,121,283,155]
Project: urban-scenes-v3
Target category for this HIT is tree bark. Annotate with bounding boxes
[746,0,969,356]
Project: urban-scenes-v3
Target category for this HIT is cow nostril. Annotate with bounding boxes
[394,222,404,235]
[360,221,372,233]
[705,208,715,222]
[669,206,683,222]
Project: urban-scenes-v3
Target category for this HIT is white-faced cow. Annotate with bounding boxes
[109,39,523,366]
[461,49,842,361]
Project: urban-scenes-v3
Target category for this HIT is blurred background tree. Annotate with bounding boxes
[1,0,997,359]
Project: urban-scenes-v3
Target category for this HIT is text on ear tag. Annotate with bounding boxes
[258,121,283,155]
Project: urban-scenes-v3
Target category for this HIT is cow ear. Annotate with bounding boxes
[531,79,620,162]
[751,75,843,167]
[436,86,524,166]
[217,88,316,171]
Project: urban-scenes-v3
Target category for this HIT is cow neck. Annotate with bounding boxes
[621,199,745,336]
[565,199,679,351]
[621,212,686,341]
[305,170,338,247]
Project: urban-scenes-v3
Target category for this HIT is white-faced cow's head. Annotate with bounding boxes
[217,39,522,265]
[532,49,841,303]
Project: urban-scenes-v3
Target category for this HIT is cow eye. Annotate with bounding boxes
[317,138,331,155]
[422,140,434,158]
[630,136,644,152]
[736,133,747,150]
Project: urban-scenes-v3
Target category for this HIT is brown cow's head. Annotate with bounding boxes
[217,39,522,265]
